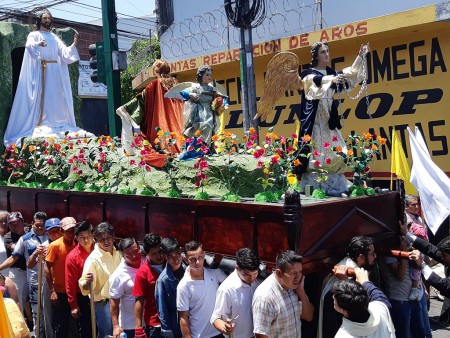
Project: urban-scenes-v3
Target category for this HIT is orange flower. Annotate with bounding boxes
[195,130,201,137]
[226,132,232,138]
[363,132,372,141]
[28,145,35,152]
[211,135,219,141]
[377,136,386,145]
[83,138,88,144]
[293,159,300,166]
[94,163,99,168]
[134,132,138,137]
[347,149,354,157]
[125,152,130,157]
[179,135,186,143]
[157,130,164,137]
[249,127,255,134]
[170,132,177,137]
[111,145,115,150]
[61,139,67,144]
[74,133,79,137]
[336,146,343,153]
[371,144,378,151]
[231,140,237,144]
[303,134,311,142]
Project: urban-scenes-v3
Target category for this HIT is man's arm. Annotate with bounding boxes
[155,279,174,337]
[255,334,268,338]
[178,310,192,338]
[134,296,145,328]
[296,276,314,321]
[0,255,19,271]
[27,245,45,268]
[110,298,123,338]
[44,261,58,306]
[421,264,450,298]
[355,267,391,309]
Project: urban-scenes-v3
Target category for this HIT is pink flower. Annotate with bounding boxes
[313,150,320,157]
[145,165,151,172]
[138,160,146,167]
[279,136,286,144]
[332,136,338,142]
[130,159,136,165]
[77,170,83,175]
[246,141,254,149]
[253,149,264,159]
[196,138,203,145]
[250,133,258,141]
[201,145,209,154]
[325,157,331,164]
[271,156,279,165]
[324,142,331,149]
[313,160,320,167]
[257,161,264,169]
[194,181,201,187]
[287,146,293,153]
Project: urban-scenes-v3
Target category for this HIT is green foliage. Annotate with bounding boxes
[254,191,278,203]
[311,189,327,199]
[120,37,161,104]
[140,187,156,196]
[221,192,241,203]
[194,191,210,200]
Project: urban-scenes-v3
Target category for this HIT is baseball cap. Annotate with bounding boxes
[8,211,24,223]
[61,217,77,230]
[45,218,61,231]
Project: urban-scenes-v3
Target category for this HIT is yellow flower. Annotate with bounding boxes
[49,137,55,143]
[179,135,186,143]
[263,168,269,175]
[157,130,164,137]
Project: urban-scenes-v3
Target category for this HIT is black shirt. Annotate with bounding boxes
[3,231,27,270]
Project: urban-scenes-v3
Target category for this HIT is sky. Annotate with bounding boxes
[45,0,155,23]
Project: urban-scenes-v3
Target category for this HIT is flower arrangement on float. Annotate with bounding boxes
[0,127,386,201]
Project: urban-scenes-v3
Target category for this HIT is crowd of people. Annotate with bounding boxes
[1,193,450,338]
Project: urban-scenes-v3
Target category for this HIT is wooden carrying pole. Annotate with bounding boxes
[90,283,96,338]
[36,255,43,338]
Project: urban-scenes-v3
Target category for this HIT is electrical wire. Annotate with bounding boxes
[224,0,266,29]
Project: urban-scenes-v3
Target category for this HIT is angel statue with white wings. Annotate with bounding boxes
[165,65,228,147]
[256,43,370,195]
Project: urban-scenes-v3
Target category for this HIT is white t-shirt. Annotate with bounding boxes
[177,267,227,338]
[210,270,260,338]
[0,236,9,276]
[109,260,139,330]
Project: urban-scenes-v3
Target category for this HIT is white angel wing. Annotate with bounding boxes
[211,82,228,97]
[164,82,195,100]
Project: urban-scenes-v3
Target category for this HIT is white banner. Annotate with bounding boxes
[78,60,107,98]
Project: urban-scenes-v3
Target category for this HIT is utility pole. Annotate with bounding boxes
[239,0,258,135]
[101,0,121,137]
[224,0,266,138]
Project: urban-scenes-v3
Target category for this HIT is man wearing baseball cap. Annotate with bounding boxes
[45,217,77,337]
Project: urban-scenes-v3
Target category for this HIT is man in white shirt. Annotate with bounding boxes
[177,240,227,338]
[109,238,142,338]
[211,248,260,338]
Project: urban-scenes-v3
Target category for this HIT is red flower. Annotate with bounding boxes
[271,156,279,165]
[47,158,54,165]
[130,159,136,165]
[313,160,320,167]
[313,150,320,157]
[253,149,264,159]
[325,157,331,164]
[324,142,331,149]
[98,166,103,172]
[332,136,338,142]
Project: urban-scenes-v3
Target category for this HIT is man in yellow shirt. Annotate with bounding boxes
[79,222,121,338]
